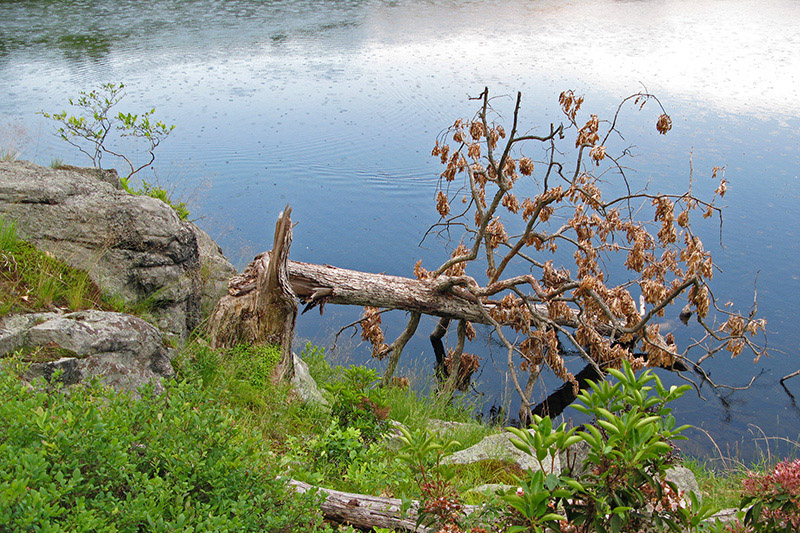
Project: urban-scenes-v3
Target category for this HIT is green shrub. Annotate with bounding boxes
[502,362,719,533]
[738,458,800,532]
[0,361,329,532]
[40,83,174,181]
[41,83,189,221]
[395,426,467,530]
[325,366,390,443]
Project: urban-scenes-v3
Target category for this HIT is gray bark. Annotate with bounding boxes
[288,479,480,532]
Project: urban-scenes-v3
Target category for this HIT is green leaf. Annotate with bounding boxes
[607,368,625,382]
[509,436,531,455]
[635,415,661,428]
[597,420,620,435]
[563,478,584,492]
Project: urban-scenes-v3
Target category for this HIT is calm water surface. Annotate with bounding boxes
[2,0,800,460]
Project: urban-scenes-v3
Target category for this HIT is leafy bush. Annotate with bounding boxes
[501,362,719,533]
[396,426,466,530]
[0,361,329,532]
[41,83,189,220]
[325,366,390,443]
[738,458,800,532]
[40,82,173,180]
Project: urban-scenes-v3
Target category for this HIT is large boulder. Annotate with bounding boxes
[0,160,236,339]
[193,224,237,318]
[0,310,173,394]
[442,430,560,474]
[291,352,329,407]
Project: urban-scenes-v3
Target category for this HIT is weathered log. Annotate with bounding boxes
[289,479,429,532]
[288,479,479,532]
[221,255,582,329]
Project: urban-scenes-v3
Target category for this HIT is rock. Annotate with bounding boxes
[192,225,238,318]
[386,419,406,436]
[0,160,236,339]
[665,465,702,504]
[427,418,480,434]
[0,310,173,394]
[442,430,560,473]
[707,508,739,525]
[291,352,329,407]
[466,483,516,497]
[559,439,592,478]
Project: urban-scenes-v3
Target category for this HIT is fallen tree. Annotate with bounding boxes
[209,88,767,423]
[288,479,479,532]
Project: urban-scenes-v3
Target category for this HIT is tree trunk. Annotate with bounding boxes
[207,206,297,380]
[288,479,479,532]
[217,256,585,330]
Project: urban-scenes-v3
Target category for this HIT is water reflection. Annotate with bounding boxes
[57,34,113,62]
[1,0,799,461]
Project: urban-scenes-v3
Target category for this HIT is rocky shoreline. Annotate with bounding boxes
[0,160,236,341]
[0,160,237,390]
[0,160,740,529]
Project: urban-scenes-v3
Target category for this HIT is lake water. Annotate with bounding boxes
[2,0,800,461]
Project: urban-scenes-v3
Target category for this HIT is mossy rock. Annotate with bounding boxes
[15,342,81,363]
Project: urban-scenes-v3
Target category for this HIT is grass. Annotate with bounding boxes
[0,217,171,322]
[0,217,107,316]
[0,118,27,162]
[174,341,326,448]
[683,430,800,510]
[15,344,81,363]
[122,178,190,220]
[684,457,755,509]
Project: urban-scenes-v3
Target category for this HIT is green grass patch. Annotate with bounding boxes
[171,340,506,500]
[685,457,750,509]
[175,341,323,448]
[0,217,106,316]
[121,179,190,220]
[15,344,81,363]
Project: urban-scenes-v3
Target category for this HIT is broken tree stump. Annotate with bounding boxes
[207,205,297,380]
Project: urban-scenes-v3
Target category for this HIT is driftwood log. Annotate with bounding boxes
[213,256,587,330]
[288,479,479,532]
[207,241,628,390]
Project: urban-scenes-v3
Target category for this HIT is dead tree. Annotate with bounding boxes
[208,206,297,380]
[287,479,479,532]
[209,89,766,418]
[357,87,766,421]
